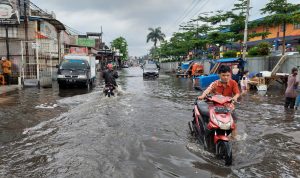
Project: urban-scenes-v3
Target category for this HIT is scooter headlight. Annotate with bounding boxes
[212,113,231,130]
[212,113,219,125]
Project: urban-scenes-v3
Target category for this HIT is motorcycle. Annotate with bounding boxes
[188,95,236,166]
[103,83,115,97]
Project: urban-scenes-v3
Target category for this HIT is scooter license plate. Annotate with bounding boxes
[214,107,230,113]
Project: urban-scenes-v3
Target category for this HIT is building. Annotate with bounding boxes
[0,0,68,87]
[247,19,300,51]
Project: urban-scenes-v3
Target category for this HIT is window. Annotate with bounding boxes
[0,27,18,38]
[294,23,300,30]
[280,24,285,32]
[264,26,270,32]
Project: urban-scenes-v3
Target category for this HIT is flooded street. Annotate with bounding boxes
[0,67,300,178]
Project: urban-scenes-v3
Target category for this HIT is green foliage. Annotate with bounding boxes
[146,27,166,47]
[247,42,271,57]
[111,37,128,61]
[207,54,213,59]
[248,47,259,57]
[257,42,271,56]
[223,50,237,58]
[155,0,300,59]
[149,47,159,59]
[296,46,300,52]
[260,0,300,33]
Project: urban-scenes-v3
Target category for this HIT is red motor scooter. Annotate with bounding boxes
[188,95,236,166]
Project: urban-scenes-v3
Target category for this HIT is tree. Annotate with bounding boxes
[261,0,300,55]
[111,37,128,61]
[146,27,166,48]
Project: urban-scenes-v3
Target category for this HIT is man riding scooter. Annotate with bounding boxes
[198,65,240,124]
[102,64,118,96]
[191,65,240,165]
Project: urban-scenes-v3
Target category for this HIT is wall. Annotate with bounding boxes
[281,55,300,73]
[245,55,300,73]
[160,62,178,73]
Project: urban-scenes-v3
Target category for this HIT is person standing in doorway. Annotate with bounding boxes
[1,57,12,85]
[285,67,298,109]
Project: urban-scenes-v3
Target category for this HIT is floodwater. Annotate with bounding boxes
[0,67,299,178]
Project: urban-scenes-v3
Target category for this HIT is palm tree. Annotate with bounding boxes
[146,27,166,48]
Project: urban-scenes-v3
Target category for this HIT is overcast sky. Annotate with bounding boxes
[31,0,299,57]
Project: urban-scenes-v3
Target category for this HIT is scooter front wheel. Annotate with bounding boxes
[216,140,232,166]
[188,121,194,135]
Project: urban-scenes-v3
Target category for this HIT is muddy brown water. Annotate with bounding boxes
[0,67,299,177]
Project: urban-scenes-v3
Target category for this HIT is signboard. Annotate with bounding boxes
[69,47,88,55]
[76,38,95,47]
[32,42,40,49]
[40,21,57,39]
[0,0,20,25]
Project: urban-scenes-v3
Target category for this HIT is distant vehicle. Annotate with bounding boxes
[123,64,129,68]
[142,63,159,78]
[56,55,96,89]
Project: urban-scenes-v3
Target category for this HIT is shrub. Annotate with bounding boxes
[248,47,259,57]
[296,45,300,52]
[207,54,213,59]
[257,42,271,56]
[223,50,237,58]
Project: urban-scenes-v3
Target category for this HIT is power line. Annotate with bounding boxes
[166,0,199,33]
[64,24,84,35]
[172,0,198,27]
[176,0,206,28]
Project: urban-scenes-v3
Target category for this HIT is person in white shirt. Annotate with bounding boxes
[240,70,250,95]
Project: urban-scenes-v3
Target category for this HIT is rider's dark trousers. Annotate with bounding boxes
[285,97,296,109]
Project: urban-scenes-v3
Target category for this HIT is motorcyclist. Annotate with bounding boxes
[102,63,118,88]
[198,65,240,102]
[197,65,240,138]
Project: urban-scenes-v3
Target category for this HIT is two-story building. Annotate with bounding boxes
[247,18,300,51]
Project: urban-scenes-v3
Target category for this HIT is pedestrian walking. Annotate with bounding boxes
[285,67,298,109]
[240,70,250,95]
[232,65,240,83]
[1,57,12,85]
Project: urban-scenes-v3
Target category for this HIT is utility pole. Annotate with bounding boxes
[24,0,29,64]
[242,0,250,60]
[282,0,287,56]
[5,25,10,59]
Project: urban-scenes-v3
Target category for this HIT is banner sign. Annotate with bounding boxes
[76,38,95,48]
[69,47,88,55]
[0,0,20,25]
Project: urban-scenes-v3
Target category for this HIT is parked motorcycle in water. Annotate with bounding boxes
[103,84,115,97]
[188,95,236,166]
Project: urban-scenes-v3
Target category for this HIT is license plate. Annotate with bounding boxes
[215,107,230,113]
[67,79,74,82]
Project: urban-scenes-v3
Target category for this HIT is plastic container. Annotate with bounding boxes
[195,74,220,90]
[259,71,272,77]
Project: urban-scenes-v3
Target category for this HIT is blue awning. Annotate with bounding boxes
[215,58,241,63]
